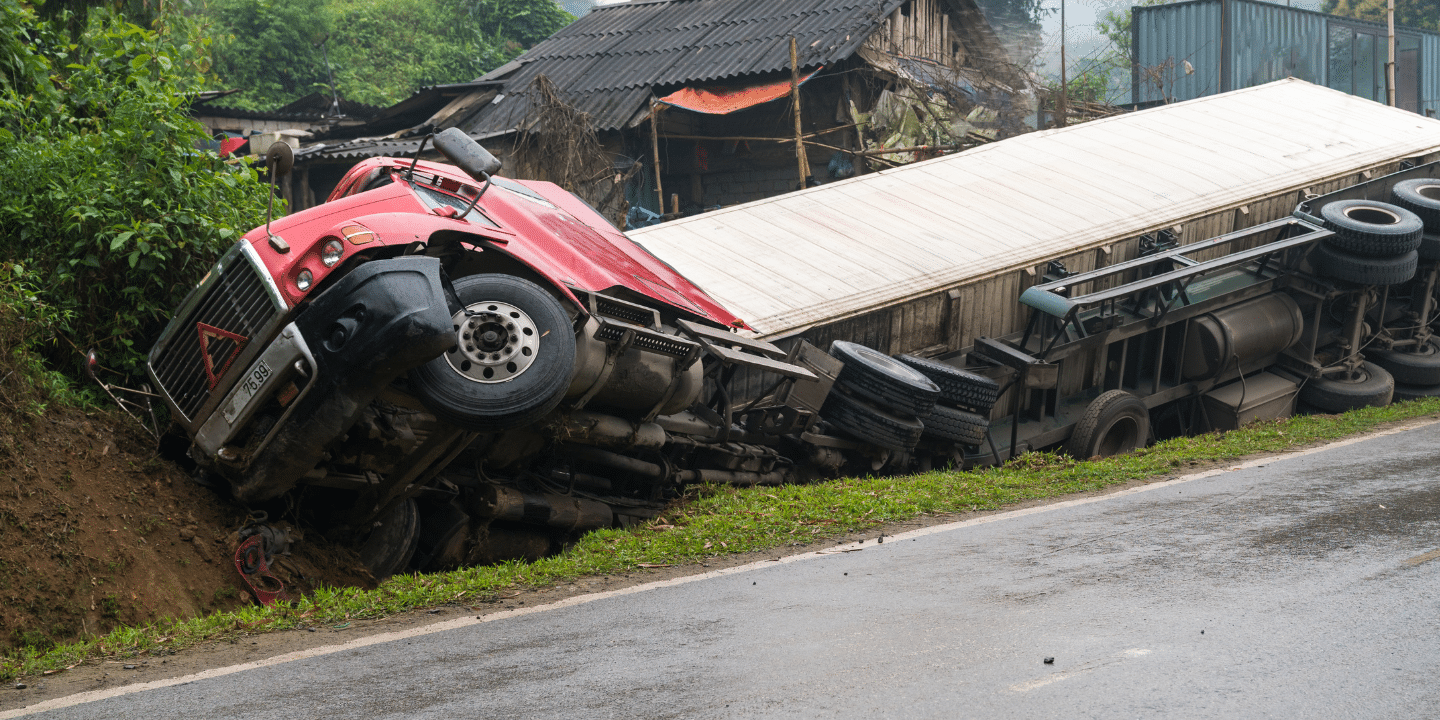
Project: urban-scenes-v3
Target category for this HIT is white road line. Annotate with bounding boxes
[6,417,1435,718]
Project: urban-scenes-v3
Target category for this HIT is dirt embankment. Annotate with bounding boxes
[0,406,369,653]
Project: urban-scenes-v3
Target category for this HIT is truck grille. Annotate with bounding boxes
[150,248,281,422]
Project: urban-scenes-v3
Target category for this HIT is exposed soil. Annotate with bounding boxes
[0,405,372,654]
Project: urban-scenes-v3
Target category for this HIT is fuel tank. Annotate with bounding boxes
[565,317,704,416]
[1182,292,1305,380]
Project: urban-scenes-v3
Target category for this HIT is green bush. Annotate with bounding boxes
[0,3,271,379]
[0,264,88,426]
[203,0,574,110]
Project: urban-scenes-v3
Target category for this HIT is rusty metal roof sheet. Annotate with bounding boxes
[462,0,906,133]
[628,80,1440,338]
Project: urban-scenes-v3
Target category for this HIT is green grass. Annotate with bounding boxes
[5,398,1439,679]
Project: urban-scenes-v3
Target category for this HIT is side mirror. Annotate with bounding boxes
[433,128,502,180]
[266,141,294,178]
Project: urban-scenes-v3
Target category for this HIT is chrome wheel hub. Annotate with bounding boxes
[445,301,539,383]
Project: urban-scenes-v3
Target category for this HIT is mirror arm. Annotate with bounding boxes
[407,133,434,185]
[263,142,294,253]
[461,173,493,219]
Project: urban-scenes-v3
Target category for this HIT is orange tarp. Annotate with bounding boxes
[657,68,822,115]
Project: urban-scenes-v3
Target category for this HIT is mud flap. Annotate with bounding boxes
[230,257,455,502]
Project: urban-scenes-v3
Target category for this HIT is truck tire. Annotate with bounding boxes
[358,498,420,581]
[921,404,989,446]
[1391,179,1440,231]
[1367,337,1440,387]
[1310,242,1417,286]
[1298,361,1394,413]
[1065,390,1149,459]
[410,274,575,431]
[1318,199,1423,257]
[821,388,925,452]
[894,354,1000,413]
[830,341,940,418]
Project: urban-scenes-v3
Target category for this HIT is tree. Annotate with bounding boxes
[201,0,574,110]
[203,0,332,109]
[1086,0,1176,102]
[971,0,1051,66]
[1322,0,1439,32]
[0,4,272,376]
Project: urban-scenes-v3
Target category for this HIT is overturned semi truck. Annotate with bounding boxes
[147,128,1440,584]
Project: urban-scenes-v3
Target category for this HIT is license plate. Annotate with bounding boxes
[223,359,272,424]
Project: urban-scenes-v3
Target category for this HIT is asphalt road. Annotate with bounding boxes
[13,422,1440,719]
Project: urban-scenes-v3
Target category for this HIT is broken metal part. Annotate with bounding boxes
[233,535,287,606]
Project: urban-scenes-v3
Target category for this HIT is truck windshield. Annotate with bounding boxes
[413,183,500,228]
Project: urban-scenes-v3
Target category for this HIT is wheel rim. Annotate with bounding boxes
[1401,339,1439,358]
[445,301,540,383]
[1343,205,1401,226]
[849,344,932,385]
[1096,416,1140,456]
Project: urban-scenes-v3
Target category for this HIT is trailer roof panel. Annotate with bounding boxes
[629,79,1440,338]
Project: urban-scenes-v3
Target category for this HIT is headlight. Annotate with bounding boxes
[321,239,344,267]
[295,269,313,292]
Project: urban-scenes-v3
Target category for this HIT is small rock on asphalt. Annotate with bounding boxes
[1043,657,1055,664]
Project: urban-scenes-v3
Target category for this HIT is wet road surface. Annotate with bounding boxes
[14,422,1440,719]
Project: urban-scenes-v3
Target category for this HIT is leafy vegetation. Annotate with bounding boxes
[0,4,273,378]
[201,0,573,109]
[0,266,94,441]
[973,0,1051,65]
[5,397,1440,679]
[1322,0,1438,32]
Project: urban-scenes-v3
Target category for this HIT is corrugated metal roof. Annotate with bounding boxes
[463,0,906,133]
[629,80,1440,339]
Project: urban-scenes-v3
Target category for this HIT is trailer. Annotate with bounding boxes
[953,161,1440,462]
[627,80,1440,396]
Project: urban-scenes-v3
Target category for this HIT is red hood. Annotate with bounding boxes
[261,157,747,330]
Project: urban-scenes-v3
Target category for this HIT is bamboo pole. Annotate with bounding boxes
[649,101,664,210]
[1058,0,1068,127]
[1386,0,1396,107]
[848,144,964,157]
[790,37,810,187]
[656,122,858,144]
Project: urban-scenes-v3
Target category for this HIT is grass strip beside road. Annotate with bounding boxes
[6,398,1440,679]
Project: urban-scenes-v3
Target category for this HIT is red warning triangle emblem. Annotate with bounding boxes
[196,322,249,390]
